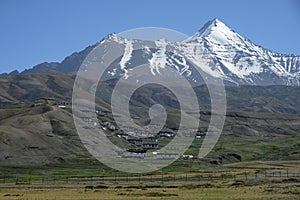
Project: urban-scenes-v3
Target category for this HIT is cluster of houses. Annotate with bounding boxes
[115,130,176,150]
[99,120,208,160]
[122,151,179,160]
[33,97,70,108]
[115,129,203,160]
[122,150,194,160]
[127,136,158,149]
[107,124,180,159]
[102,121,116,131]
[82,117,98,127]
[116,133,159,150]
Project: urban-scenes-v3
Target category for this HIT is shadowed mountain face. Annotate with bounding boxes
[0,105,91,165]
[0,73,75,105]
[21,45,96,75]
[1,73,300,114]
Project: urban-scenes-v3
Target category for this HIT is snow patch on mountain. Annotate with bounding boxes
[169,51,191,77]
[119,38,133,79]
[149,40,167,75]
[180,42,225,78]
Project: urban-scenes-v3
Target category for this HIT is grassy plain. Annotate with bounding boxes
[0,181,300,200]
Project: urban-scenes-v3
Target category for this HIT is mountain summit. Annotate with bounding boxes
[184,19,300,85]
[186,18,234,39]
[14,19,300,86]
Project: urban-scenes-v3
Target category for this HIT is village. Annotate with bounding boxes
[33,97,71,108]
[100,118,207,161]
[32,97,207,161]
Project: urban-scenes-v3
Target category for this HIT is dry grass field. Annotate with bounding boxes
[0,182,300,200]
[0,160,299,199]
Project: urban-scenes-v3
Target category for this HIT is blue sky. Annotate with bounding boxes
[1,0,300,73]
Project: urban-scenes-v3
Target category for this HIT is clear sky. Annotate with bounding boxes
[1,0,299,73]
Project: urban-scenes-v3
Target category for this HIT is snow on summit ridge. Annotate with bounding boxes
[187,18,231,39]
[180,18,300,85]
[22,19,300,86]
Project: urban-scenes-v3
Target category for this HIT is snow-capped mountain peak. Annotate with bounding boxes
[103,33,126,43]
[180,18,300,84]
[21,19,300,86]
[88,19,300,85]
[184,18,235,43]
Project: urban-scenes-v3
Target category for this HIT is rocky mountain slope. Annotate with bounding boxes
[0,105,90,165]
[0,104,299,166]
[1,73,300,114]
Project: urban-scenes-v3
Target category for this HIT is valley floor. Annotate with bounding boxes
[0,160,300,199]
[0,182,299,200]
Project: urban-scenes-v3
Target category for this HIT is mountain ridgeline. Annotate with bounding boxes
[7,18,300,86]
